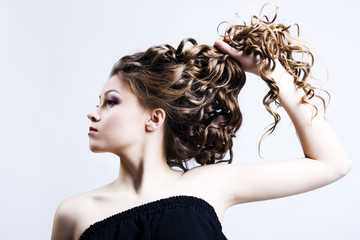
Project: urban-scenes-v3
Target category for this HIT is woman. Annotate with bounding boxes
[51,7,351,240]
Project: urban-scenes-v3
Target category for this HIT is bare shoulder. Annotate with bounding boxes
[51,193,89,240]
[181,163,232,185]
[179,164,235,209]
[51,186,110,240]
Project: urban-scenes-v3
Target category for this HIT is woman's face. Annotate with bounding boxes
[87,75,149,154]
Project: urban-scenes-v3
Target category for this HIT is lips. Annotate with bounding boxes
[89,127,98,132]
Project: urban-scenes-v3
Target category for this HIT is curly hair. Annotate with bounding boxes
[222,4,328,146]
[111,39,245,171]
[110,5,327,170]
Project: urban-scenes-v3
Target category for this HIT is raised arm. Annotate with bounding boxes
[185,39,352,207]
[215,38,351,170]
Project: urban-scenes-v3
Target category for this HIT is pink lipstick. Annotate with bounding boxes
[88,127,98,135]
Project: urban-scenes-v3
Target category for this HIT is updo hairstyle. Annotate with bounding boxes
[110,5,327,170]
[111,39,245,171]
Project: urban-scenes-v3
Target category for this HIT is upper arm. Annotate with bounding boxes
[51,199,78,240]
[186,157,350,208]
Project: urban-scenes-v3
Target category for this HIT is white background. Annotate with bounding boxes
[1,0,359,239]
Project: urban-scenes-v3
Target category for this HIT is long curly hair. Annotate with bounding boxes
[222,4,328,146]
[111,39,245,171]
[110,5,327,170]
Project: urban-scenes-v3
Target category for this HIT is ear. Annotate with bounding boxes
[145,108,166,132]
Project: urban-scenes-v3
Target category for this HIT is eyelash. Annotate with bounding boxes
[106,99,118,107]
[96,98,119,108]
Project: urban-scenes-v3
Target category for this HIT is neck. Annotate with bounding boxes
[114,135,181,196]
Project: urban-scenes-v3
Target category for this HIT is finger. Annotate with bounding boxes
[214,39,239,56]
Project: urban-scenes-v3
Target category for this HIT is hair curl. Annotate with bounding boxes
[222,4,328,146]
[111,39,245,171]
[110,5,327,170]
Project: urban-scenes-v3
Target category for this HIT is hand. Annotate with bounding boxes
[214,38,260,76]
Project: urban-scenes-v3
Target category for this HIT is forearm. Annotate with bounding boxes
[271,62,351,173]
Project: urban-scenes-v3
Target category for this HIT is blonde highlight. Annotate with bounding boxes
[222,5,329,150]
[110,5,328,170]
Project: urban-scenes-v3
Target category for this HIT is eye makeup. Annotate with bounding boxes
[105,97,119,107]
[97,89,121,108]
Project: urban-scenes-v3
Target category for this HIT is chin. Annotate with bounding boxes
[89,144,106,153]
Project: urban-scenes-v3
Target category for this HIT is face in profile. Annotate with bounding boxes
[87,75,150,155]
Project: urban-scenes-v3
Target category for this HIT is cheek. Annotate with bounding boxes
[103,109,145,137]
[103,114,124,131]
[102,114,129,139]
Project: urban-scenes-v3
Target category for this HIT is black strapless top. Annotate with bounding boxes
[79,195,227,240]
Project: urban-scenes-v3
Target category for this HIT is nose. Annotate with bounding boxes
[87,108,100,122]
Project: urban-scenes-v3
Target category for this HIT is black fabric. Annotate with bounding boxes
[79,195,228,240]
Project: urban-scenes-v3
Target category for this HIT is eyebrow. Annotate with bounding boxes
[99,89,120,99]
